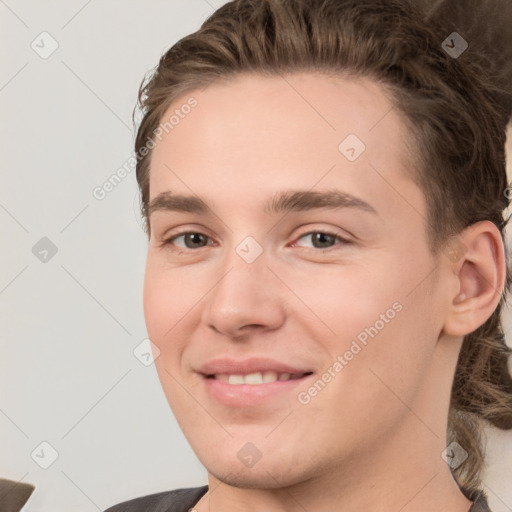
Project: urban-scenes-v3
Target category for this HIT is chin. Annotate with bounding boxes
[196,442,327,491]
[206,462,306,490]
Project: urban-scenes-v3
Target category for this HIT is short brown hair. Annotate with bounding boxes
[133,0,512,492]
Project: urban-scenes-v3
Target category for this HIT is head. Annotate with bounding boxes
[135,0,512,493]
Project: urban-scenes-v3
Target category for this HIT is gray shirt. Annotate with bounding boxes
[103,484,492,511]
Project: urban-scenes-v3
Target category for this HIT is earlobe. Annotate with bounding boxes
[443,221,506,337]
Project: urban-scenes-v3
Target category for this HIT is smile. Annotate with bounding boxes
[207,371,312,385]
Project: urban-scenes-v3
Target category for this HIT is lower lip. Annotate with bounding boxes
[202,375,314,407]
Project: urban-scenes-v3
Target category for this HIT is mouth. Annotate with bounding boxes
[205,371,313,385]
[197,358,315,407]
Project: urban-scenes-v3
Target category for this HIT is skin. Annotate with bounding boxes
[143,72,505,512]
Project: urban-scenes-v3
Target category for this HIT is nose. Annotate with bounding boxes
[200,245,287,339]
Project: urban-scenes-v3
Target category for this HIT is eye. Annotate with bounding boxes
[161,229,351,252]
[162,231,213,250]
[292,230,352,250]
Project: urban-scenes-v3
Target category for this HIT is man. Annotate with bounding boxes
[105,0,512,510]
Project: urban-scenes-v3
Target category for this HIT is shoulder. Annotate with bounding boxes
[103,485,208,512]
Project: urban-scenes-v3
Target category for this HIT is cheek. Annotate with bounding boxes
[143,255,193,337]
[305,253,435,396]
[142,265,168,339]
[297,298,431,446]
[143,255,212,381]
[339,287,436,425]
[295,261,401,344]
[143,264,192,412]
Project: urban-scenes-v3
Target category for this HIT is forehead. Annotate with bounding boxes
[153,72,404,153]
[148,72,423,224]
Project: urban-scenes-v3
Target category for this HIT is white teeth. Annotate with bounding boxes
[217,371,295,385]
[228,374,245,385]
[244,372,263,384]
[262,371,278,383]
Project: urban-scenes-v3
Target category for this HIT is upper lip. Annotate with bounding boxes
[198,357,313,376]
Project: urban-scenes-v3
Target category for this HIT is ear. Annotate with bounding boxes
[442,220,507,337]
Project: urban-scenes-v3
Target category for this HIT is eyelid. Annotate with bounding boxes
[160,230,216,249]
[291,229,353,248]
[159,225,353,251]
[157,224,215,246]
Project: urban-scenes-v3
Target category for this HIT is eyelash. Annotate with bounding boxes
[160,229,352,252]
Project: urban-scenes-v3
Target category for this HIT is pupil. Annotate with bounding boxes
[184,233,335,249]
[187,233,205,248]
[314,233,333,248]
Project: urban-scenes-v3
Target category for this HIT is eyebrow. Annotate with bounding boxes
[147,190,378,218]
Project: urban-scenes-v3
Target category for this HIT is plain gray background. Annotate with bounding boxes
[1,1,511,511]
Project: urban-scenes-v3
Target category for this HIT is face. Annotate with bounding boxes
[143,72,448,488]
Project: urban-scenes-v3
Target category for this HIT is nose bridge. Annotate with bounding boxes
[213,234,274,306]
[201,235,286,336]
